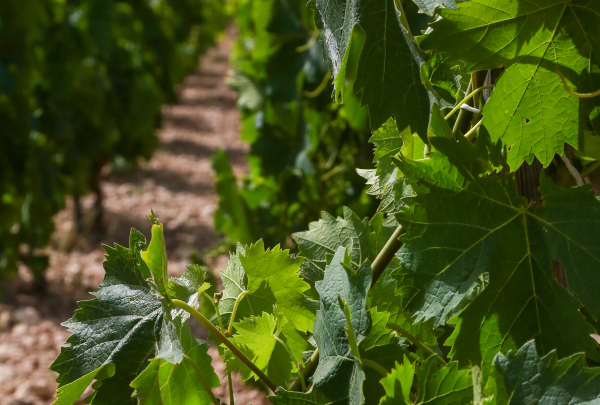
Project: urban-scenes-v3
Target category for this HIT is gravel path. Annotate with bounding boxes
[0,31,269,405]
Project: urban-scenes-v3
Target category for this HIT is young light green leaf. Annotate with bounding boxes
[238,240,316,332]
[141,222,168,295]
[270,247,372,405]
[493,341,600,405]
[131,322,220,405]
[396,134,600,368]
[314,0,431,137]
[223,311,310,389]
[414,356,473,405]
[379,358,413,405]
[421,0,600,169]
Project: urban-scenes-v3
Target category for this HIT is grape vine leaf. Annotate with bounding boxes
[223,311,310,389]
[379,357,413,405]
[360,340,413,405]
[293,207,372,284]
[131,321,220,405]
[217,243,246,327]
[378,355,472,405]
[270,246,372,405]
[141,222,168,295]
[218,240,317,333]
[395,134,600,367]
[50,233,165,405]
[411,0,456,16]
[358,118,416,214]
[492,341,600,405]
[168,264,211,323]
[313,0,431,137]
[420,0,600,170]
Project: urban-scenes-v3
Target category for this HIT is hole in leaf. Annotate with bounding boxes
[525,118,531,124]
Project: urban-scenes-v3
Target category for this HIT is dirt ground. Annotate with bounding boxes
[0,31,270,405]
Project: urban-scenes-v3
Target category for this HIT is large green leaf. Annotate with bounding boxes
[270,246,372,405]
[313,0,431,136]
[411,0,456,15]
[224,311,311,389]
[50,234,163,405]
[131,322,220,405]
[358,118,416,214]
[395,134,600,367]
[492,341,600,405]
[378,356,472,405]
[218,240,317,333]
[421,0,600,169]
[293,207,372,284]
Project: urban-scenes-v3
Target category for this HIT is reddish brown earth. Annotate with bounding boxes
[0,31,269,405]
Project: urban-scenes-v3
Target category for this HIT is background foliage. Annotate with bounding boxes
[0,0,228,287]
[212,0,378,248]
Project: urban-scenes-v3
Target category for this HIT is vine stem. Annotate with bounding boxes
[203,292,234,405]
[171,299,278,392]
[471,72,480,125]
[464,118,483,140]
[361,358,389,376]
[557,71,600,98]
[304,70,332,98]
[291,224,407,391]
[452,80,472,138]
[445,85,494,120]
[560,153,584,186]
[183,355,220,405]
[228,290,250,335]
[386,323,446,366]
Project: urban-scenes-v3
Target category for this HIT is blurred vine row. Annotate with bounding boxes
[0,0,228,289]
[213,0,377,248]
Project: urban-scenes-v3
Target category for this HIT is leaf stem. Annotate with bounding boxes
[386,323,446,366]
[304,70,332,98]
[581,161,600,178]
[471,72,480,125]
[560,152,584,187]
[290,348,319,392]
[445,85,494,120]
[296,30,320,52]
[227,374,235,405]
[291,224,407,392]
[228,290,250,335]
[371,225,406,286]
[183,354,220,405]
[393,0,413,40]
[464,118,483,140]
[203,292,234,405]
[361,358,388,376]
[171,299,278,392]
[557,71,600,98]
[452,81,472,138]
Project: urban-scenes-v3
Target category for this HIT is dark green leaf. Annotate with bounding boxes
[314,0,431,136]
[395,134,600,368]
[493,341,600,405]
